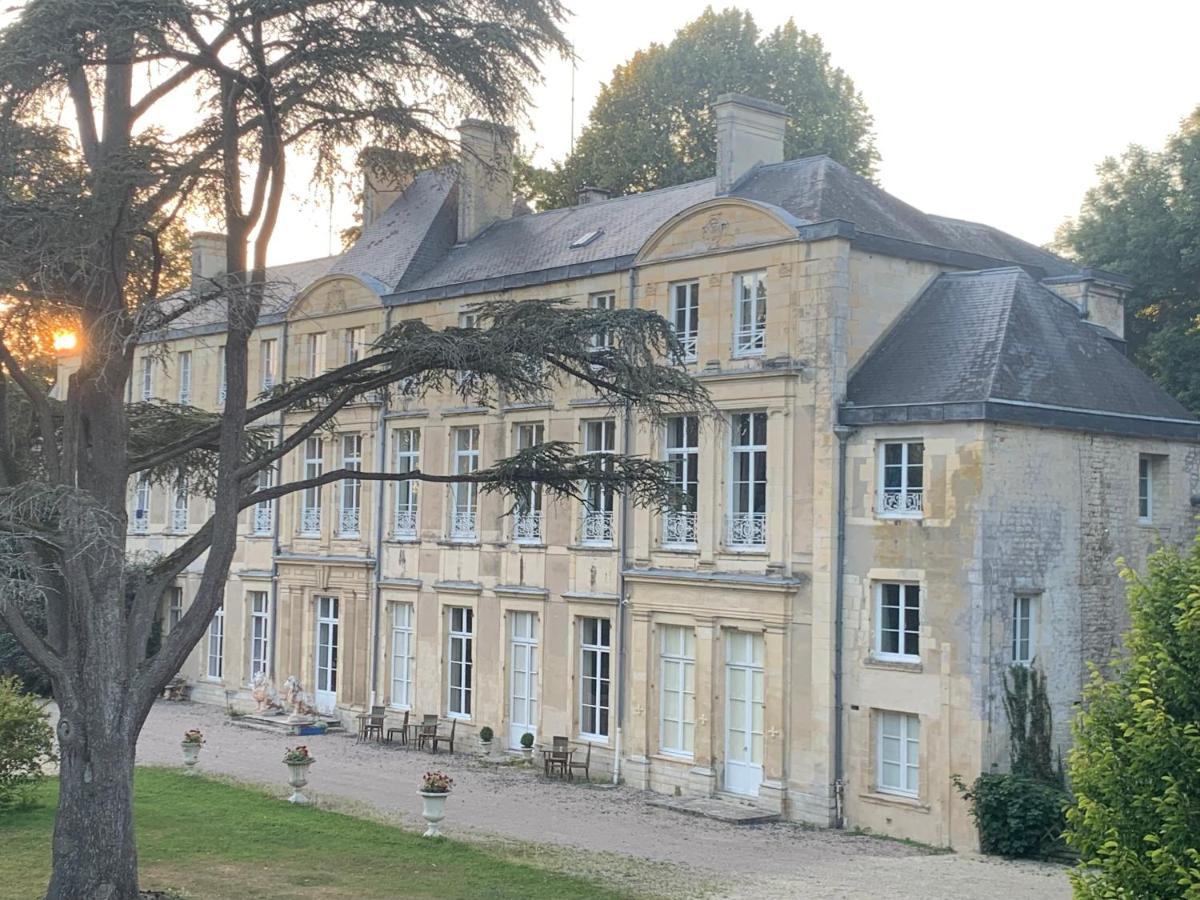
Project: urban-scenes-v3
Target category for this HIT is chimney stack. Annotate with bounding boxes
[576,185,610,205]
[190,232,227,288]
[361,147,414,228]
[713,94,788,194]
[457,119,515,243]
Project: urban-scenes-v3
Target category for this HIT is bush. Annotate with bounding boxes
[0,675,56,808]
[1065,542,1200,898]
[478,726,493,743]
[520,732,534,748]
[954,773,1068,857]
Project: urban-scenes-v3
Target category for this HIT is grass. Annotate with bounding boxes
[0,768,634,900]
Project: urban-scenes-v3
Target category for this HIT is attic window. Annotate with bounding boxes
[570,228,603,249]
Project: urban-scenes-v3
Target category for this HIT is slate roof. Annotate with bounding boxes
[842,268,1199,439]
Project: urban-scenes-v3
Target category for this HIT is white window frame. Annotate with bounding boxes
[252,440,276,535]
[133,478,151,533]
[589,292,616,350]
[581,419,616,545]
[733,270,766,357]
[217,345,227,405]
[305,332,326,378]
[513,423,544,543]
[875,582,921,662]
[260,338,278,391]
[167,586,183,631]
[390,602,415,710]
[140,356,153,401]
[206,605,225,680]
[579,617,611,740]
[1012,595,1036,666]
[171,478,189,533]
[449,427,479,541]
[878,441,925,518]
[877,710,920,797]
[177,350,192,405]
[728,411,767,549]
[670,281,699,362]
[659,624,695,757]
[447,606,474,719]
[1138,455,1153,523]
[345,326,366,365]
[338,434,363,537]
[392,428,420,540]
[300,437,323,536]
[248,590,271,680]
[663,415,699,547]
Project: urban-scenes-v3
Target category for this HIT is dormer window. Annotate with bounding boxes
[878,441,924,518]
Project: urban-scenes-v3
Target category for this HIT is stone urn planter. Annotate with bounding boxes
[420,772,454,837]
[520,731,535,763]
[181,729,204,774]
[478,726,494,757]
[283,746,315,804]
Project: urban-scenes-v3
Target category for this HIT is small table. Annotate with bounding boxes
[541,748,573,778]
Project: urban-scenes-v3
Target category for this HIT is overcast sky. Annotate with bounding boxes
[265,0,1200,264]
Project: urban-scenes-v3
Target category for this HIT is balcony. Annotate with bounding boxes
[727,512,766,549]
[338,507,360,538]
[878,489,923,517]
[132,510,149,534]
[733,325,765,357]
[676,330,698,362]
[171,508,188,533]
[512,510,542,544]
[580,510,614,545]
[393,506,418,540]
[661,510,697,547]
[449,509,477,541]
[300,507,321,536]
[252,504,273,535]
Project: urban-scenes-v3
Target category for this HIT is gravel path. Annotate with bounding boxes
[137,702,1071,899]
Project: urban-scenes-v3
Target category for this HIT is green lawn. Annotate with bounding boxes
[0,768,632,900]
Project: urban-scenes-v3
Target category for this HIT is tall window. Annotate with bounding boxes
[140,356,154,401]
[670,281,699,362]
[580,617,611,739]
[1012,595,1036,665]
[167,586,183,630]
[456,312,477,386]
[513,423,544,543]
[133,478,151,533]
[877,711,920,797]
[728,412,767,548]
[447,606,473,718]
[171,479,189,533]
[663,416,699,547]
[305,332,326,378]
[1138,456,1153,522]
[217,345,227,405]
[390,603,414,709]
[392,428,420,540]
[879,441,924,517]
[659,625,695,756]
[300,437,323,535]
[248,591,271,680]
[590,292,615,350]
[252,442,276,535]
[449,427,479,540]
[177,350,192,404]
[339,434,363,537]
[581,419,616,544]
[260,338,278,390]
[876,583,920,661]
[207,604,224,679]
[346,326,366,364]
[733,270,766,356]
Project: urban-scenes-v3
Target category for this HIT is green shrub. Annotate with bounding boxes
[953,773,1068,857]
[520,732,534,748]
[0,675,56,808]
[478,726,493,743]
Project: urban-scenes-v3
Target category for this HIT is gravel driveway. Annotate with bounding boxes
[136,701,1070,899]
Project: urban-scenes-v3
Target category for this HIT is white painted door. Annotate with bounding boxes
[509,612,538,747]
[314,596,339,714]
[724,631,765,796]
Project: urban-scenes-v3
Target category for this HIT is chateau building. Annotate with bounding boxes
[90,95,1200,848]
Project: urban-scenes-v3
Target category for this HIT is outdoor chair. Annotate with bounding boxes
[546,735,570,778]
[417,714,439,750]
[567,742,591,781]
[431,717,457,754]
[358,705,386,743]
[386,710,410,746]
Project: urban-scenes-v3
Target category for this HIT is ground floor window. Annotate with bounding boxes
[207,605,224,679]
[391,603,414,709]
[167,586,183,630]
[448,606,473,718]
[876,710,920,797]
[248,591,270,680]
[580,617,611,739]
[659,624,695,756]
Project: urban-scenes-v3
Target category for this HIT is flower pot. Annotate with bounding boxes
[521,746,533,762]
[286,761,313,804]
[478,740,492,757]
[181,741,202,773]
[419,790,449,837]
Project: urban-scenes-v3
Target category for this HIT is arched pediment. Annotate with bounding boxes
[287,274,382,321]
[635,198,801,265]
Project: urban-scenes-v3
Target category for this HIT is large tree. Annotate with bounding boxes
[0,3,707,898]
[526,7,879,210]
[1056,107,1200,413]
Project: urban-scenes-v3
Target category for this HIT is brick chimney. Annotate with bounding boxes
[457,119,515,243]
[714,94,788,194]
[190,232,227,288]
[361,147,414,228]
[576,185,610,205]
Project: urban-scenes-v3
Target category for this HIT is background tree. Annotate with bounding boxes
[0,3,714,897]
[1056,107,1200,412]
[527,7,878,209]
[1065,541,1200,897]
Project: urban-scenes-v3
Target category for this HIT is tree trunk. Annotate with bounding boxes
[45,701,139,899]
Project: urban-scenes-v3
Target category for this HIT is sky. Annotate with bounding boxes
[264,0,1200,265]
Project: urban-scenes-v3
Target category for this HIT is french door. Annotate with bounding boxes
[509,612,539,747]
[724,631,765,796]
[314,596,339,713]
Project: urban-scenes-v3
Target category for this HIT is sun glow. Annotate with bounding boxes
[52,331,78,353]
